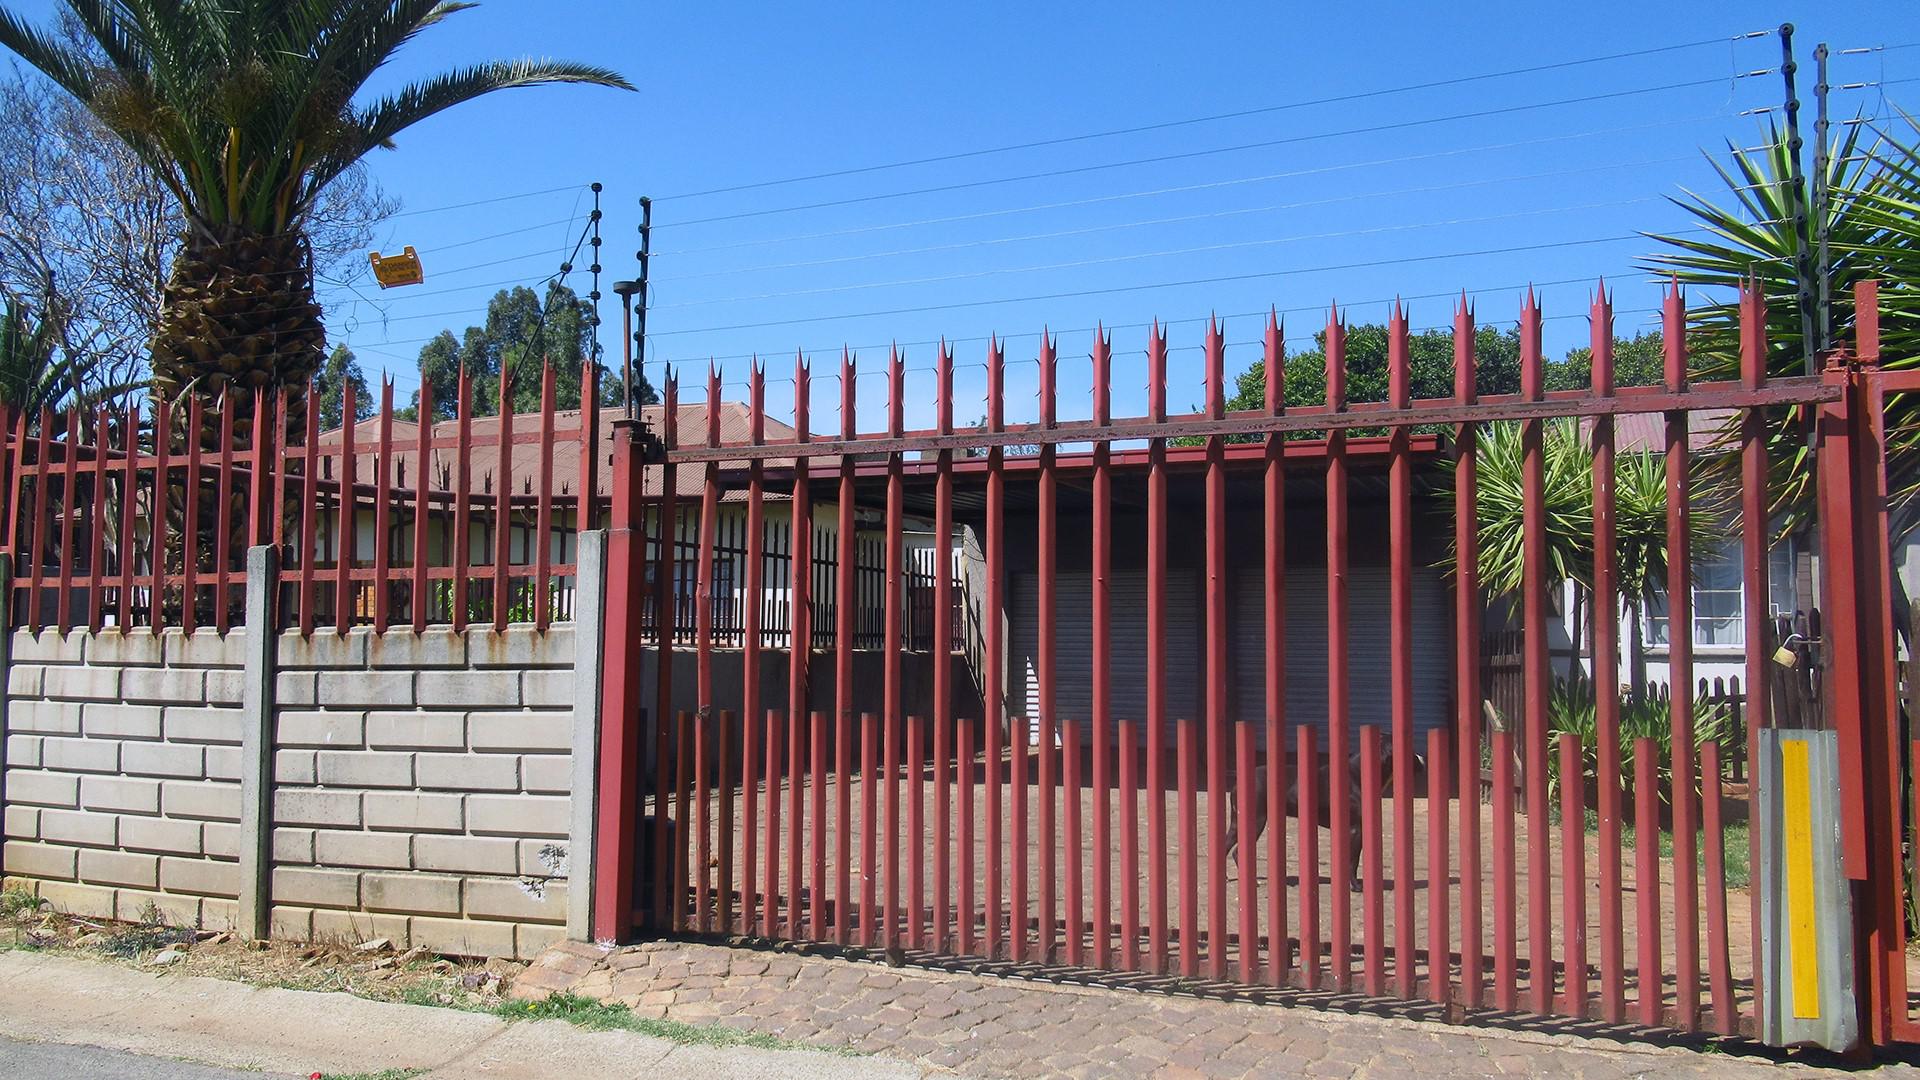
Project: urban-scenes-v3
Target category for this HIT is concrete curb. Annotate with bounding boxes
[0,951,930,1079]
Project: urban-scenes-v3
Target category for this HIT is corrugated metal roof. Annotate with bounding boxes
[1587,408,1739,454]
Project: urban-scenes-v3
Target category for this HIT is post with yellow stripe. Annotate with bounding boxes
[1758,728,1857,1050]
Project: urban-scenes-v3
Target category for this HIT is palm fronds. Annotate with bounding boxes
[0,1,633,238]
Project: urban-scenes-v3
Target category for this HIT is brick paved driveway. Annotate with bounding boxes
[514,938,1920,1079]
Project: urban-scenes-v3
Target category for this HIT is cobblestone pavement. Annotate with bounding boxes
[513,939,1920,1079]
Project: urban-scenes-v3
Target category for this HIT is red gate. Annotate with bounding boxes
[593,278,1910,1046]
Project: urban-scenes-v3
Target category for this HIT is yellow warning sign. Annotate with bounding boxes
[369,246,424,289]
[1781,738,1820,1020]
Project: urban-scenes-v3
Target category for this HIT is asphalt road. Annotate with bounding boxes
[0,1034,298,1079]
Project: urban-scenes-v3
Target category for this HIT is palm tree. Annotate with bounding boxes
[0,1,632,415]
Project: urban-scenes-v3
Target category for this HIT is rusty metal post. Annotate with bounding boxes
[1203,318,1229,982]
[1091,326,1114,970]
[1520,291,1552,1016]
[1324,307,1353,989]
[1662,284,1700,1029]
[1738,279,1772,1027]
[835,350,858,945]
[984,337,1007,960]
[1146,322,1170,975]
[934,342,955,953]
[1592,284,1627,1024]
[1262,310,1289,987]
[1388,303,1416,1000]
[593,417,650,941]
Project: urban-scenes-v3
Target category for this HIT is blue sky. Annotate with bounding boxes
[13,1,1919,430]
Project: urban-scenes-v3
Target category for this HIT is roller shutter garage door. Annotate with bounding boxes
[1008,565,1451,748]
[1009,569,1197,746]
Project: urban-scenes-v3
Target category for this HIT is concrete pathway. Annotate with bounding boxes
[0,1035,280,1080]
[0,950,926,1080]
[516,938,1920,1079]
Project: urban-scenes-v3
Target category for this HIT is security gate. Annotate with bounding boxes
[592,279,1912,1050]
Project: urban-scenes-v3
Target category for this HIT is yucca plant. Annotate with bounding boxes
[1436,418,1725,692]
[0,1,632,417]
[1541,675,1740,807]
[0,295,68,416]
[0,292,139,416]
[1644,115,1920,535]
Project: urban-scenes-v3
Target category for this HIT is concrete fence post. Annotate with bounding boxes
[568,530,608,942]
[238,545,279,940]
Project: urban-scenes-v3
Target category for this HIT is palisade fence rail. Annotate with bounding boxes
[593,277,1920,1048]
[0,361,959,643]
[0,364,605,634]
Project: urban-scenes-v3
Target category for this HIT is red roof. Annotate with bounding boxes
[320,402,798,502]
[1585,408,1738,455]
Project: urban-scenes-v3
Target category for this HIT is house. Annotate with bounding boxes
[319,406,1467,740]
[1517,409,1814,700]
[315,403,952,696]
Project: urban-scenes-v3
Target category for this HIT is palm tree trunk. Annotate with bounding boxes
[150,227,322,627]
[151,226,324,425]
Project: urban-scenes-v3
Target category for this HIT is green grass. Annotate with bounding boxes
[491,993,851,1054]
[0,887,43,917]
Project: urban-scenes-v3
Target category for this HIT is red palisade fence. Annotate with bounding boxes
[589,276,1848,1052]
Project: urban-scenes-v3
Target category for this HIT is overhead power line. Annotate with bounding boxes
[647,274,1632,368]
[654,33,1767,201]
[655,197,1663,311]
[659,156,1697,281]
[654,76,1747,230]
[388,184,585,219]
[648,230,1708,339]
[654,114,1728,258]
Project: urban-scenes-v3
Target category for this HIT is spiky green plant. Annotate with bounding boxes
[0,296,66,415]
[0,1,632,415]
[0,293,137,416]
[1541,675,1739,806]
[1644,115,1920,534]
[1437,418,1726,692]
[1440,420,1726,596]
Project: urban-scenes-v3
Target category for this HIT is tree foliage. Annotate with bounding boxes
[0,0,632,407]
[410,283,637,419]
[314,344,371,430]
[0,1,631,242]
[1547,330,1667,392]
[1219,323,1523,415]
[1436,418,1728,691]
[0,22,394,391]
[1205,322,1670,444]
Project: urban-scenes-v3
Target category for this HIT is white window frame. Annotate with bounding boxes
[1642,542,1745,651]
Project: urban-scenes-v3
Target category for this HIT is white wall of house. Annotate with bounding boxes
[1541,523,1920,692]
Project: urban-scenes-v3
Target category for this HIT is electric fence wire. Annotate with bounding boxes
[651,31,1774,202]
